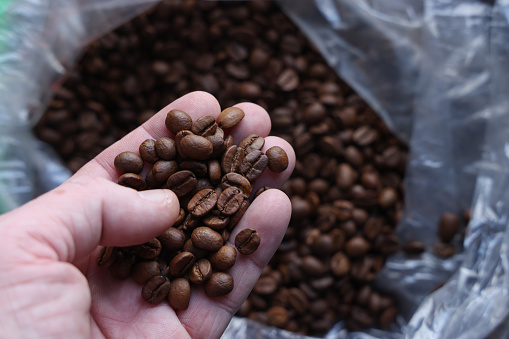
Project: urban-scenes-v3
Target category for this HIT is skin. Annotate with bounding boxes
[0,92,295,339]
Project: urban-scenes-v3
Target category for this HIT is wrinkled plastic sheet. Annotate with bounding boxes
[2,0,509,338]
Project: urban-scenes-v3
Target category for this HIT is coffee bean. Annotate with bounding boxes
[188,188,218,217]
[180,134,213,160]
[208,129,226,158]
[221,172,252,197]
[300,255,326,276]
[352,126,378,146]
[379,306,398,329]
[267,306,289,328]
[157,227,185,252]
[183,239,209,259]
[439,212,459,243]
[403,241,425,255]
[114,152,144,174]
[345,236,370,257]
[137,238,162,259]
[203,210,230,230]
[191,227,224,251]
[239,134,265,153]
[277,68,299,91]
[97,246,117,267]
[192,114,217,137]
[221,145,245,173]
[169,251,196,276]
[167,170,197,197]
[378,187,397,208]
[155,137,177,160]
[209,245,237,271]
[168,278,191,310]
[266,146,289,173]
[139,139,159,163]
[434,242,455,258]
[254,186,272,199]
[363,217,383,240]
[217,186,244,215]
[165,109,192,135]
[336,163,357,189]
[288,288,309,314]
[174,130,194,158]
[240,150,268,182]
[132,261,160,284]
[152,160,178,183]
[228,199,249,230]
[235,228,261,255]
[332,200,354,221]
[208,159,222,184]
[218,107,245,129]
[331,252,351,276]
[118,173,146,191]
[189,258,213,284]
[142,275,171,304]
[109,251,134,279]
[204,272,234,297]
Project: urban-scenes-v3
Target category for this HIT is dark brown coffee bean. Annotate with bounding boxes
[192,114,217,137]
[336,163,357,189]
[220,228,231,243]
[363,217,383,240]
[152,160,178,183]
[345,236,370,257]
[303,102,327,124]
[378,187,397,208]
[221,145,245,173]
[204,272,234,297]
[344,146,364,167]
[379,306,398,329]
[434,242,455,258]
[137,238,162,259]
[331,252,350,276]
[142,275,171,304]
[180,134,213,160]
[332,200,354,221]
[145,170,160,188]
[266,146,289,173]
[132,261,160,284]
[187,188,218,217]
[203,210,230,230]
[300,255,326,276]
[165,109,192,135]
[157,227,185,252]
[169,251,196,276]
[221,172,252,197]
[352,126,378,146]
[224,134,234,149]
[168,278,191,310]
[208,160,222,185]
[277,68,299,91]
[403,241,425,255]
[191,226,224,251]
[109,251,133,279]
[174,130,193,158]
[189,258,213,284]
[183,239,209,259]
[155,137,177,160]
[167,170,197,197]
[181,213,200,231]
[217,186,244,215]
[208,129,226,158]
[118,173,146,192]
[218,107,245,129]
[239,134,265,153]
[97,246,117,267]
[240,150,268,182]
[209,245,237,271]
[267,306,289,328]
[439,212,459,243]
[235,228,261,255]
[114,152,144,174]
[288,288,309,314]
[228,199,249,230]
[254,186,272,199]
[139,139,159,163]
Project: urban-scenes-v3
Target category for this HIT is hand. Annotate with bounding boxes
[0,92,295,338]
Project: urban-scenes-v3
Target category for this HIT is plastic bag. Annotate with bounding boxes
[1,0,507,338]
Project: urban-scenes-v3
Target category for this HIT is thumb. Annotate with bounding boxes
[0,176,180,263]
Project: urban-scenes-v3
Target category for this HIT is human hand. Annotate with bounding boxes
[0,92,295,338]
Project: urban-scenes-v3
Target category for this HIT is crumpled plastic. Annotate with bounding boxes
[1,0,508,338]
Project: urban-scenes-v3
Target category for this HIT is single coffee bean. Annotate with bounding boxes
[192,114,217,137]
[300,255,326,276]
[277,68,299,91]
[139,139,159,163]
[378,187,397,208]
[137,238,162,259]
[132,261,160,284]
[332,200,354,221]
[167,170,197,197]
[183,239,210,259]
[118,173,146,191]
[336,163,357,189]
[239,134,265,153]
[217,107,245,129]
[173,208,186,228]
[217,186,244,216]
[224,134,234,149]
[288,288,309,314]
[180,134,213,160]
[221,145,245,173]
[361,171,380,189]
[152,160,178,183]
[363,217,383,240]
[266,146,289,173]
[208,159,222,184]
[114,151,144,174]
[203,210,230,230]
[221,228,231,243]
[165,109,192,135]
[439,212,459,243]
[109,251,133,279]
[97,246,117,267]
[189,258,213,284]
[254,276,278,295]
[403,241,425,255]
[240,150,268,182]
[345,236,370,257]
[145,170,160,188]
[157,227,185,252]
[221,172,252,197]
[379,306,398,329]
[254,186,272,199]
[204,272,234,297]
[169,251,196,276]
[434,242,455,258]
[191,227,224,251]
[187,188,218,217]
[228,199,249,230]
[142,275,171,304]
[267,306,289,328]
[168,278,191,310]
[209,245,237,271]
[235,228,261,255]
[208,129,226,158]
[155,137,177,160]
[180,213,201,232]
[352,126,378,146]
[331,252,350,276]
[174,130,194,158]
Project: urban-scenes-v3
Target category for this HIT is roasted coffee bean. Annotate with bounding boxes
[352,126,378,146]
[132,261,160,284]
[203,210,230,229]
[331,252,350,276]
[434,242,455,258]
[142,275,171,304]
[378,187,397,208]
[266,146,289,173]
[157,227,185,252]
[97,246,117,268]
[139,139,159,163]
[174,130,194,158]
[179,159,207,177]
[165,109,192,135]
[152,160,178,183]
[267,306,289,328]
[345,236,371,257]
[239,134,265,153]
[118,173,146,191]
[288,288,309,314]
[240,150,268,182]
[167,170,197,197]
[379,306,398,329]
[209,245,237,271]
[145,170,159,188]
[114,152,144,174]
[169,251,196,276]
[183,239,209,259]
[208,129,226,158]
[336,163,357,189]
[137,238,162,259]
[221,145,245,173]
[188,188,218,217]
[403,241,425,255]
[181,213,201,231]
[228,199,249,230]
[204,272,234,297]
[192,114,217,137]
[180,134,213,160]
[221,172,252,197]
[439,212,459,243]
[363,217,383,240]
[217,186,244,215]
[168,278,191,310]
[208,159,222,184]
[332,200,354,221]
[189,258,213,284]
[235,228,261,255]
[277,68,299,91]
[218,107,245,129]
[191,227,224,251]
[254,186,272,198]
[155,137,177,160]
[109,251,134,279]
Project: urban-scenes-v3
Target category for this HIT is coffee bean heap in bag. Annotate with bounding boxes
[98,107,288,309]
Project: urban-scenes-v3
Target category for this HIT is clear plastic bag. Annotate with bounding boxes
[1,0,507,338]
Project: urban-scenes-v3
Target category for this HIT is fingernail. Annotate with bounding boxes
[138,189,169,203]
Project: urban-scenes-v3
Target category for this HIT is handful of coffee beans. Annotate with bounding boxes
[98,107,288,309]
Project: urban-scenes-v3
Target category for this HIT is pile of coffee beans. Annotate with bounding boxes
[98,107,289,308]
[35,0,412,336]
